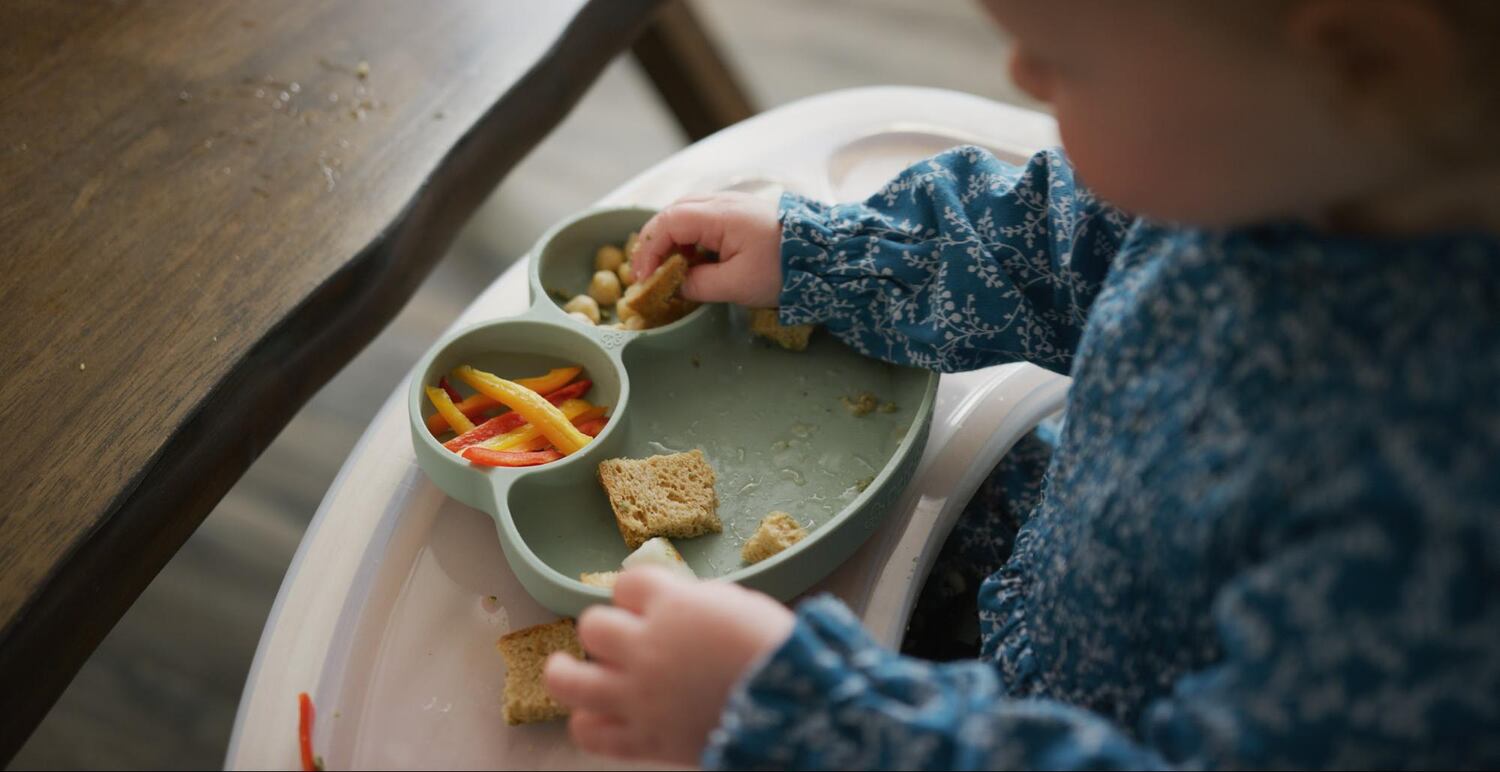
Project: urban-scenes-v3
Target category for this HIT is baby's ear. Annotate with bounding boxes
[1286,0,1463,111]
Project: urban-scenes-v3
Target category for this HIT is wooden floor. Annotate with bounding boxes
[10,2,1026,768]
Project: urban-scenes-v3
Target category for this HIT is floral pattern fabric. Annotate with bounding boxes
[704,147,1500,770]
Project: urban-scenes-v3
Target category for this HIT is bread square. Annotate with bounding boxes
[496,618,584,725]
[632,254,698,327]
[597,449,720,549]
[742,512,808,564]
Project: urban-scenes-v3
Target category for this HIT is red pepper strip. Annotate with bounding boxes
[298,692,318,772]
[461,447,563,467]
[443,380,593,452]
[576,416,608,437]
[438,376,462,403]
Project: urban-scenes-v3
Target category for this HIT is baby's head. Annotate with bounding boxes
[983,0,1500,231]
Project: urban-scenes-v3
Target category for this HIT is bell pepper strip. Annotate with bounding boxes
[576,416,608,437]
[486,408,606,453]
[514,365,582,393]
[424,392,494,435]
[455,367,593,455]
[425,386,476,434]
[298,692,322,772]
[461,447,564,467]
[438,376,462,403]
[442,380,593,452]
[479,400,604,452]
[423,367,584,435]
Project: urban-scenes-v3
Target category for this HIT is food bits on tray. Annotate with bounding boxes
[742,512,808,564]
[749,308,816,351]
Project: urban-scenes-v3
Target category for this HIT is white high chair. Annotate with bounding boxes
[227,87,1069,770]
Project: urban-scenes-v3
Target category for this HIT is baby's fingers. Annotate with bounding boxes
[576,605,645,666]
[544,653,632,716]
[632,201,726,280]
[568,709,645,760]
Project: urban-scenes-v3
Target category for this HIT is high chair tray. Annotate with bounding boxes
[228,87,1066,770]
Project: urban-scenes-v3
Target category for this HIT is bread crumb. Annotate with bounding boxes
[748,308,814,351]
[842,392,878,416]
[579,571,619,589]
[742,512,808,564]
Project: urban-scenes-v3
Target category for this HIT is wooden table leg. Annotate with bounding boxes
[631,0,756,140]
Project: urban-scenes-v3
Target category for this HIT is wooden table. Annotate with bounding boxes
[0,0,755,759]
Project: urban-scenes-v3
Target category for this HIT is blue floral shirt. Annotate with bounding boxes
[703,147,1500,770]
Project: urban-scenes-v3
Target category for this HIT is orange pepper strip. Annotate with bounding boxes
[423,366,582,435]
[425,386,476,434]
[480,400,603,452]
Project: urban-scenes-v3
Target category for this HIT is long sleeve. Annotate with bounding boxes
[704,502,1500,770]
[777,146,1134,374]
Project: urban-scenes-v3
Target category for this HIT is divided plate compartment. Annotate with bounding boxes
[409,206,938,616]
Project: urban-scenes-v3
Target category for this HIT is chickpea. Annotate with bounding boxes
[624,231,640,260]
[621,314,647,331]
[588,270,622,305]
[616,260,636,286]
[563,294,600,324]
[594,244,624,272]
[567,310,596,326]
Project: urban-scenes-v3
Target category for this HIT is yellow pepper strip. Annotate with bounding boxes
[515,366,583,393]
[425,386,476,434]
[422,366,582,435]
[455,367,594,455]
[481,399,604,452]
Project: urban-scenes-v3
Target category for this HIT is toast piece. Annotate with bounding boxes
[749,308,815,352]
[496,619,584,725]
[579,571,619,589]
[598,449,720,549]
[742,512,808,564]
[632,254,698,327]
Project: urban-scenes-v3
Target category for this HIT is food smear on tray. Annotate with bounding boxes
[560,231,701,330]
[423,364,609,467]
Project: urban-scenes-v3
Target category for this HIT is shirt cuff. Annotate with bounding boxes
[702,595,880,770]
[777,191,850,327]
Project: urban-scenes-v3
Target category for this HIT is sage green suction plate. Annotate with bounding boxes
[409,206,937,617]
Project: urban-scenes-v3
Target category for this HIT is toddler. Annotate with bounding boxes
[545,1,1500,768]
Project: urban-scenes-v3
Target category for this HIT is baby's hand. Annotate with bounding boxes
[543,567,795,765]
[631,192,783,307]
